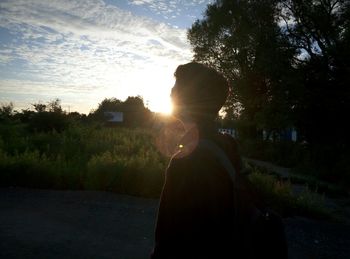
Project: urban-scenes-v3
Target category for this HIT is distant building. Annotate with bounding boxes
[262,128,297,142]
[103,112,123,123]
[219,127,297,142]
[218,128,236,138]
[288,128,298,142]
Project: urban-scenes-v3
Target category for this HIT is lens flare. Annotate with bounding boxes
[155,118,199,158]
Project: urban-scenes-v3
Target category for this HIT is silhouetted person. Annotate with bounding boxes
[151,62,288,259]
[151,62,240,258]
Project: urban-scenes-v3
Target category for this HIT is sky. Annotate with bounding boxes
[0,0,213,114]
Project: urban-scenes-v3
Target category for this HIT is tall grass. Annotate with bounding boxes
[247,167,331,219]
[0,123,167,198]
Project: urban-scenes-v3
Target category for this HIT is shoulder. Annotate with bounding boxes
[168,145,215,171]
[217,132,240,151]
[211,133,242,173]
[166,142,221,182]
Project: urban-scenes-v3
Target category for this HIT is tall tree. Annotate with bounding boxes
[189,0,350,179]
[279,0,350,147]
[188,0,297,139]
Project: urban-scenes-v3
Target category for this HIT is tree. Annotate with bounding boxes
[188,0,297,139]
[279,0,350,147]
[47,98,63,113]
[96,97,123,112]
[32,103,47,113]
[122,96,152,127]
[29,99,68,132]
[91,96,152,127]
[189,0,350,181]
[0,102,14,120]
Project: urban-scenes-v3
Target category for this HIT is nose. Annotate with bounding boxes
[170,86,176,99]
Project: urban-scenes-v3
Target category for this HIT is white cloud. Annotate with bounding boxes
[129,0,212,23]
[131,0,155,5]
[0,0,195,113]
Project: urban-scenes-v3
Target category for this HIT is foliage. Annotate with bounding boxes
[189,0,350,185]
[28,99,70,133]
[248,169,331,219]
[188,0,296,139]
[239,139,308,167]
[0,102,15,122]
[280,0,350,157]
[89,96,152,127]
[28,111,69,133]
[0,121,167,198]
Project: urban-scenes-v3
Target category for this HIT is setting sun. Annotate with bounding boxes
[149,97,173,115]
[132,66,176,115]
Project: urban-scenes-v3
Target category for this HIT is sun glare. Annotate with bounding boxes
[149,96,173,115]
[103,65,177,115]
[140,68,176,115]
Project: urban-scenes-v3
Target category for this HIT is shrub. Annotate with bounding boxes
[247,169,331,219]
[85,151,126,191]
[295,187,329,219]
[28,111,70,133]
[84,142,166,197]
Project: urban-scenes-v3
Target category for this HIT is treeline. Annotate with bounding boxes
[0,96,155,132]
[189,0,350,185]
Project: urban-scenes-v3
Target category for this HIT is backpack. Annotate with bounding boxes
[198,139,288,259]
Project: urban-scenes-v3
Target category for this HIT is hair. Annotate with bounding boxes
[172,62,229,123]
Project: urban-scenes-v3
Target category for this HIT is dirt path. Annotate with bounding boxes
[1,188,350,259]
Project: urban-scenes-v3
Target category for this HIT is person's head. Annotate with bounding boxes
[171,62,229,126]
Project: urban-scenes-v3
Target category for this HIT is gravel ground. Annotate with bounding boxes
[1,188,350,259]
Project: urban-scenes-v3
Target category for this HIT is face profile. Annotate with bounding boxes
[170,62,229,125]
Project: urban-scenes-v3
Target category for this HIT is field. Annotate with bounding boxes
[0,123,166,198]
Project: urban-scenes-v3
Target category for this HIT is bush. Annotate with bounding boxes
[85,151,126,191]
[0,149,71,188]
[247,169,331,219]
[28,111,70,133]
[84,141,166,197]
[239,137,350,188]
[295,188,329,219]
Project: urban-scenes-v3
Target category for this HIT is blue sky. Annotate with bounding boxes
[0,0,212,114]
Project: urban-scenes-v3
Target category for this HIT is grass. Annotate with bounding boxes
[246,165,332,220]
[287,172,348,198]
[0,123,167,198]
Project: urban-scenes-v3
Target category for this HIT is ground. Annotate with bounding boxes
[1,187,350,259]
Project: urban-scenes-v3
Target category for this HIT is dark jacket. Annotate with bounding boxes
[151,132,247,259]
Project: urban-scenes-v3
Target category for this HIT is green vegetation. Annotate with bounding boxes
[247,168,332,220]
[0,102,167,198]
[0,125,166,197]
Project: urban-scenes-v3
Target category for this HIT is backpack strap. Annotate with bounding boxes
[198,139,238,219]
[198,139,237,182]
